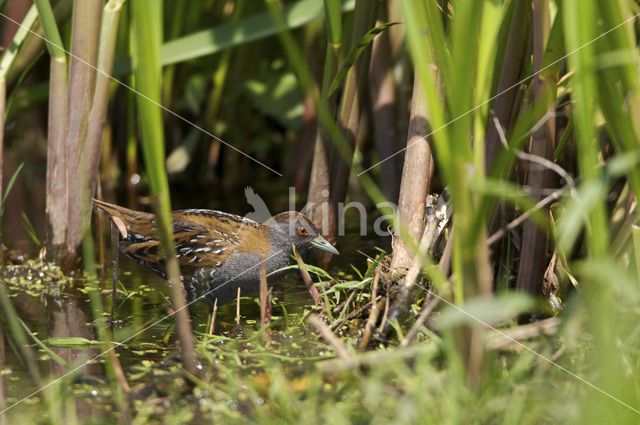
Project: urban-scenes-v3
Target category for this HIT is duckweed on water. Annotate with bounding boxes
[2,259,74,297]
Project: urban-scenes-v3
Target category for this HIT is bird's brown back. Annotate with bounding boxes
[93,199,270,277]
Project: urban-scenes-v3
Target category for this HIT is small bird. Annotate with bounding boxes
[93,199,338,305]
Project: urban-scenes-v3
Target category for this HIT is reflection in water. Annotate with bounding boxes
[46,292,101,421]
[2,277,103,421]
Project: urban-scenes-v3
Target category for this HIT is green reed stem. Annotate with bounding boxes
[33,0,65,59]
[130,0,198,378]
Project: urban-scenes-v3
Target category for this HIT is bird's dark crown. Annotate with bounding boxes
[263,211,323,254]
[265,211,320,235]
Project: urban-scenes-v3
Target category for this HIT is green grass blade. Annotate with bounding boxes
[21,212,42,247]
[328,21,398,96]
[0,162,23,216]
[0,5,39,78]
[33,0,66,58]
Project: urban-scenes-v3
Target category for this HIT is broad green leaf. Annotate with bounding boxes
[113,0,356,75]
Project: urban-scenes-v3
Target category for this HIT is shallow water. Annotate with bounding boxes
[0,220,390,412]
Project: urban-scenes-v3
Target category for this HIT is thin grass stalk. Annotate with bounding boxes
[199,0,245,174]
[235,288,241,325]
[562,1,609,254]
[358,267,380,350]
[126,77,138,208]
[160,0,188,107]
[306,116,332,233]
[633,226,640,283]
[64,0,103,270]
[117,5,138,209]
[294,63,319,191]
[472,2,506,172]
[4,6,44,86]
[0,6,39,80]
[131,0,198,378]
[449,0,491,302]
[33,0,64,56]
[82,233,131,422]
[259,256,268,326]
[0,77,5,259]
[306,0,342,231]
[259,257,272,341]
[368,16,401,202]
[0,5,48,258]
[608,184,635,256]
[484,1,530,171]
[309,314,353,367]
[207,298,218,335]
[130,0,166,198]
[563,1,619,421]
[516,0,556,297]
[293,245,325,307]
[204,0,245,123]
[84,0,124,213]
[471,2,513,302]
[7,0,70,83]
[328,0,377,244]
[0,279,42,386]
[110,221,119,319]
[562,3,608,256]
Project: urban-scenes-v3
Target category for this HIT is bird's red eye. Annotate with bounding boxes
[298,226,308,236]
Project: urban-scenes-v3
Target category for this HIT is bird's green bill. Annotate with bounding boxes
[311,236,339,255]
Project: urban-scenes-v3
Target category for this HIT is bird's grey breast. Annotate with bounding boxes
[188,248,293,305]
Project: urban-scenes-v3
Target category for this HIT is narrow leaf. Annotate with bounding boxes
[1,162,24,216]
[328,22,399,96]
